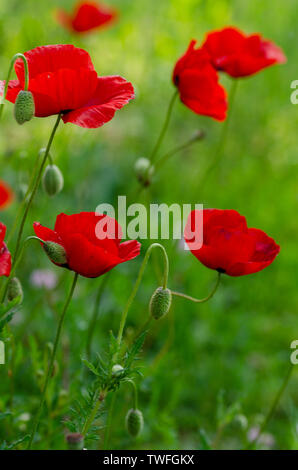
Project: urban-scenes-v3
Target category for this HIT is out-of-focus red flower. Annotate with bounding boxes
[0,45,134,128]
[0,181,13,210]
[184,209,280,276]
[33,212,141,278]
[57,1,118,34]
[0,222,11,277]
[173,40,227,121]
[202,27,286,78]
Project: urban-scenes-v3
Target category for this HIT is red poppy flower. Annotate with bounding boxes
[173,40,227,121]
[57,1,118,34]
[0,223,11,277]
[0,45,134,128]
[184,209,280,276]
[0,180,14,210]
[202,27,286,78]
[33,212,141,278]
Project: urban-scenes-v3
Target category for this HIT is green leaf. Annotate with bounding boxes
[82,358,100,377]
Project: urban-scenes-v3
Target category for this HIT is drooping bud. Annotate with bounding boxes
[43,241,67,265]
[42,165,64,197]
[134,157,154,187]
[149,287,172,320]
[125,409,144,437]
[7,277,23,303]
[66,433,84,450]
[112,364,124,377]
[14,90,35,125]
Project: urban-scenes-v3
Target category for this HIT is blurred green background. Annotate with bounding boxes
[0,0,297,450]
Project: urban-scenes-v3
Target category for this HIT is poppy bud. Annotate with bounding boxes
[66,433,84,450]
[43,241,67,265]
[14,90,35,125]
[125,408,144,437]
[7,277,23,303]
[112,364,124,377]
[42,165,64,197]
[134,158,154,187]
[149,287,172,320]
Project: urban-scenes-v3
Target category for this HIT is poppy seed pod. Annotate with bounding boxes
[134,158,154,187]
[149,287,172,320]
[66,433,84,450]
[42,165,64,197]
[43,241,67,265]
[7,277,23,302]
[13,90,35,125]
[125,409,144,437]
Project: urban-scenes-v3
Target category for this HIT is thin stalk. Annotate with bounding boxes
[81,389,106,437]
[27,272,79,449]
[128,380,138,409]
[0,114,61,303]
[171,272,221,303]
[247,363,295,449]
[149,90,178,165]
[115,243,169,356]
[0,53,29,118]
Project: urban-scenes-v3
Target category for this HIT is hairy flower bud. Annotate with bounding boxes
[43,241,67,265]
[7,277,23,303]
[149,287,172,320]
[14,90,35,125]
[66,433,84,450]
[112,364,124,377]
[125,408,144,437]
[134,157,154,187]
[42,164,64,197]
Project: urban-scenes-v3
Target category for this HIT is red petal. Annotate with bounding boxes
[0,222,7,245]
[0,243,11,277]
[71,2,117,33]
[0,181,14,210]
[118,240,141,261]
[62,75,135,128]
[33,222,62,244]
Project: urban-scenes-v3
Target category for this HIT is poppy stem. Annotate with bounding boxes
[171,271,221,303]
[27,271,79,450]
[149,90,178,165]
[0,53,30,119]
[0,114,62,303]
[154,129,205,172]
[115,243,169,357]
[246,363,295,449]
[201,79,238,185]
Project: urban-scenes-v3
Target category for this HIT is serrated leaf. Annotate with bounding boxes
[82,358,100,377]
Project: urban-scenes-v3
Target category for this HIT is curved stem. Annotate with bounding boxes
[149,90,178,165]
[86,274,110,359]
[247,363,295,449]
[155,129,205,172]
[1,114,61,303]
[0,53,29,118]
[201,79,238,184]
[171,272,221,303]
[115,243,169,356]
[27,272,79,449]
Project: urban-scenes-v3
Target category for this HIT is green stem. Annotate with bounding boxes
[116,243,169,355]
[27,272,79,449]
[81,389,106,438]
[155,129,205,172]
[128,380,138,409]
[149,90,178,165]
[0,114,61,303]
[247,363,295,449]
[201,79,238,184]
[86,274,110,359]
[0,53,29,118]
[171,272,221,303]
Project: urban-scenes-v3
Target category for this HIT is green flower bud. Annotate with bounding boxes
[134,157,154,187]
[66,433,84,450]
[14,90,35,125]
[149,287,172,320]
[112,364,124,377]
[125,408,144,438]
[42,164,64,197]
[7,277,23,303]
[43,241,67,265]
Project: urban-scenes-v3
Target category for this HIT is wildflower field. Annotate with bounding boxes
[0,0,297,451]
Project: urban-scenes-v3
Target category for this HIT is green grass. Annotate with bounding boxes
[0,0,297,450]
